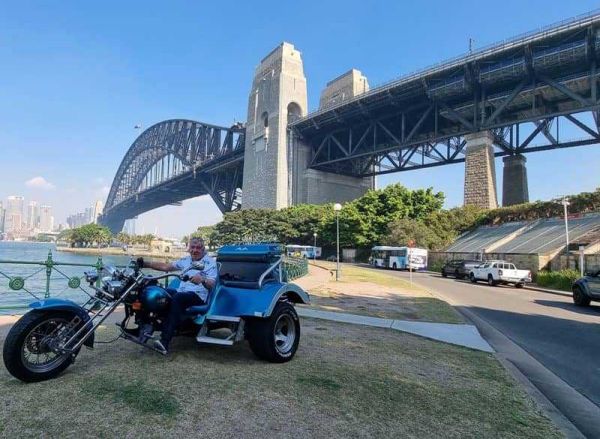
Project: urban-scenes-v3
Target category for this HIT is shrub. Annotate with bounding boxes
[535,269,580,291]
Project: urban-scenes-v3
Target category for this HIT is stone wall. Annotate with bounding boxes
[428,251,544,274]
[549,253,600,272]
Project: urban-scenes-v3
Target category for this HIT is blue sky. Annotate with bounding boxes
[1,1,599,237]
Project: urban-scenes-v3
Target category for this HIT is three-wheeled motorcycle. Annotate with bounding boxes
[2,244,310,382]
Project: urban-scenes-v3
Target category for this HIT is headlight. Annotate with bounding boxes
[103,279,125,295]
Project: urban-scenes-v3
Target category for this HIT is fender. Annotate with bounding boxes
[264,283,310,317]
[29,298,95,348]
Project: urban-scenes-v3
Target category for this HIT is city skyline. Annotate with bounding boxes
[1,1,599,237]
[0,194,104,238]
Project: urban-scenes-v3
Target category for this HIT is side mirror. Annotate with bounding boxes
[84,270,98,284]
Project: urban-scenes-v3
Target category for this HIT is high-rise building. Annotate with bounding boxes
[6,196,25,234]
[84,207,93,224]
[93,200,103,224]
[26,201,39,230]
[0,202,5,233]
[123,218,136,235]
[39,205,53,233]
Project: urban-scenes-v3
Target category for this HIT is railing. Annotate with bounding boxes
[0,251,310,312]
[0,250,106,311]
[282,257,309,282]
[292,9,600,124]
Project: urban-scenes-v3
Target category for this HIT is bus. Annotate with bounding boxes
[370,246,428,270]
[285,245,322,259]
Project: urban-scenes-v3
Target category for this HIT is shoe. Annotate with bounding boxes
[153,339,169,355]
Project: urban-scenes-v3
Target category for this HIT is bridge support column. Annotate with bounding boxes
[463,131,498,209]
[502,154,529,206]
[241,42,308,210]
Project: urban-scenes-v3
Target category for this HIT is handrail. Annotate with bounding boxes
[258,256,283,289]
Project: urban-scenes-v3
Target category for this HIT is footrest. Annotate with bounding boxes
[207,315,240,323]
[196,336,234,346]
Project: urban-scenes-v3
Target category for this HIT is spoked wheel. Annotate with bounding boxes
[3,310,81,382]
[246,302,300,363]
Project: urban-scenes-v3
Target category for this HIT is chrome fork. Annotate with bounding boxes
[59,274,144,353]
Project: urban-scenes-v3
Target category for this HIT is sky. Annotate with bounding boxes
[1,1,599,238]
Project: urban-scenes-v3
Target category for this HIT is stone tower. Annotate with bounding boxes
[241,42,307,209]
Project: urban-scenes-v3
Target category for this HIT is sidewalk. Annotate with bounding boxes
[524,284,571,297]
[297,307,493,353]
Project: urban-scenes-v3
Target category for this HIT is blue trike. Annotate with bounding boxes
[3,244,310,382]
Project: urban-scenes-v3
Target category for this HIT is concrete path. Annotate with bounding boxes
[297,307,493,352]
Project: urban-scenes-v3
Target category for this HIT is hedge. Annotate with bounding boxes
[535,269,580,292]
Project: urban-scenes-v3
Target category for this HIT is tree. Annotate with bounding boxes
[385,218,442,249]
[116,232,132,245]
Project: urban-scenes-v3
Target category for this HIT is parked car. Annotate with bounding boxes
[571,269,600,306]
[441,260,481,279]
[469,260,532,287]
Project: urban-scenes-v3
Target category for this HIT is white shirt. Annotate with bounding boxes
[172,253,218,302]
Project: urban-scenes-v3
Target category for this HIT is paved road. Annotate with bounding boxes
[371,268,600,432]
[392,270,600,403]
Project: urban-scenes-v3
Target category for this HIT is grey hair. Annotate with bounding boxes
[189,237,204,245]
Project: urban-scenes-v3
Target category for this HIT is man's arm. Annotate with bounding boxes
[189,259,218,290]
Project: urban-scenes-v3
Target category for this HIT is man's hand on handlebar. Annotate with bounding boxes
[189,274,204,285]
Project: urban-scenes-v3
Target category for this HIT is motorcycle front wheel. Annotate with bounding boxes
[3,310,81,382]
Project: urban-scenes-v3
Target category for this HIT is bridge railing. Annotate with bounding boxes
[294,8,600,123]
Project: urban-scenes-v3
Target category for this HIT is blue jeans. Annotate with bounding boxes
[160,291,204,349]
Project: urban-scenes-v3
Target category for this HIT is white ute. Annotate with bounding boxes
[469,260,532,288]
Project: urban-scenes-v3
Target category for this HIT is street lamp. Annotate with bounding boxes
[333,203,342,281]
[561,197,570,255]
[313,232,317,262]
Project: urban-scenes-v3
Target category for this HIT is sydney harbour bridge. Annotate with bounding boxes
[100,11,600,233]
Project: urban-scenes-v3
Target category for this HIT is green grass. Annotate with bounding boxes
[308,261,464,323]
[0,319,560,438]
[535,269,580,291]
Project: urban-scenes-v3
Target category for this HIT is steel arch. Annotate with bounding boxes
[100,119,245,232]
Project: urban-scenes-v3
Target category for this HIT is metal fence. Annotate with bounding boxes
[0,250,105,311]
[282,257,309,282]
[0,251,310,312]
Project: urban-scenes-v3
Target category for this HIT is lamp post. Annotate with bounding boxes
[333,203,342,281]
[313,232,317,262]
[560,197,571,271]
[561,197,570,254]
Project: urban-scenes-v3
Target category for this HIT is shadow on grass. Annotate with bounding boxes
[82,376,181,417]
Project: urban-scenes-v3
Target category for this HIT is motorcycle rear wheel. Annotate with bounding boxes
[3,310,80,382]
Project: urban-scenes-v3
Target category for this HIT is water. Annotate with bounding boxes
[0,242,134,314]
